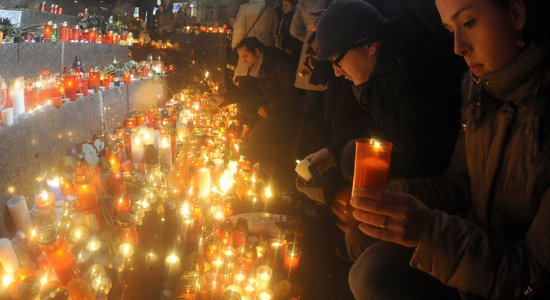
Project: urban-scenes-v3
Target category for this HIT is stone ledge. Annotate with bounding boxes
[0,78,167,238]
[0,42,128,81]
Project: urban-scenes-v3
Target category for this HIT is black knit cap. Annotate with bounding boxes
[316,0,389,60]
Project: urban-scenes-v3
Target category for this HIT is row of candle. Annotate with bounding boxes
[42,22,133,45]
[1,62,153,127]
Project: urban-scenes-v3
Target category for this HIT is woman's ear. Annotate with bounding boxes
[509,0,527,31]
[255,48,261,56]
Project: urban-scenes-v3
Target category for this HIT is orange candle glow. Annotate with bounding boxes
[34,190,55,216]
[88,28,97,43]
[117,213,138,244]
[37,226,77,284]
[283,242,301,273]
[43,22,53,42]
[352,138,393,199]
[88,71,100,89]
[63,75,77,101]
[122,73,131,84]
[73,167,99,213]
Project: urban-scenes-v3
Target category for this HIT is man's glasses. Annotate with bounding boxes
[330,37,371,69]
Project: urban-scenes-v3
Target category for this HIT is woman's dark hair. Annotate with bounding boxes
[493,0,550,48]
[235,37,266,53]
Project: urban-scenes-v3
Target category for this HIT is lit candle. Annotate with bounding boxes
[118,243,134,258]
[256,289,274,300]
[10,77,25,117]
[86,237,102,252]
[140,126,155,147]
[34,190,55,216]
[6,196,33,234]
[73,169,99,213]
[91,275,112,295]
[0,238,20,274]
[87,27,97,43]
[47,177,64,202]
[122,73,131,84]
[295,159,313,182]
[165,254,182,279]
[69,226,89,244]
[352,138,393,200]
[159,134,172,169]
[36,226,76,284]
[43,21,53,42]
[197,167,211,198]
[234,272,246,286]
[284,242,301,273]
[131,131,144,163]
[63,75,78,101]
[255,265,272,289]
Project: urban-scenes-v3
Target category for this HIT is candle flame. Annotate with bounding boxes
[264,187,273,199]
[2,274,14,287]
[41,190,48,201]
[166,254,179,264]
[160,136,170,148]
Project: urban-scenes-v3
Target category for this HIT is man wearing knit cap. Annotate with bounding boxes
[299,1,466,295]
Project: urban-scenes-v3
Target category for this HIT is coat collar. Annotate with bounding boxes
[472,44,548,105]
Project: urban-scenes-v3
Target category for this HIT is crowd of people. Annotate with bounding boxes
[213,0,550,299]
[121,0,550,297]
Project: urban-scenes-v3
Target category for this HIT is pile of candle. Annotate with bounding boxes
[1,83,302,299]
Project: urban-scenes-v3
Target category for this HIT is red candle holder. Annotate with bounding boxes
[63,75,77,101]
[101,75,110,89]
[117,213,138,244]
[34,190,56,216]
[105,31,114,44]
[59,22,69,42]
[87,28,97,43]
[122,73,131,84]
[123,117,137,129]
[352,138,393,200]
[73,166,100,213]
[37,226,77,285]
[71,25,80,42]
[88,71,100,89]
[106,146,122,173]
[283,242,301,273]
[59,176,75,196]
[43,22,53,42]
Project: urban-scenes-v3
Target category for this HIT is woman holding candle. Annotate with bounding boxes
[348,0,550,299]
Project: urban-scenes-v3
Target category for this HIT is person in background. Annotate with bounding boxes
[231,0,278,79]
[212,37,302,191]
[348,0,550,299]
[275,0,303,68]
[290,0,327,113]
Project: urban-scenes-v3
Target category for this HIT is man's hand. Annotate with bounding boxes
[305,148,337,175]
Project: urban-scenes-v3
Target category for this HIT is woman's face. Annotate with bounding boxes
[436,0,526,77]
[237,47,261,68]
[282,0,294,14]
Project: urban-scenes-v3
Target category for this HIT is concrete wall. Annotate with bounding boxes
[0,42,129,81]
[0,78,167,237]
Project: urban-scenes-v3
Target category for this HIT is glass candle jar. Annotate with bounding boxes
[116,213,138,244]
[37,226,76,285]
[73,166,99,213]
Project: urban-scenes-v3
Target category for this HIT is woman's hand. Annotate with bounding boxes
[350,190,432,248]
